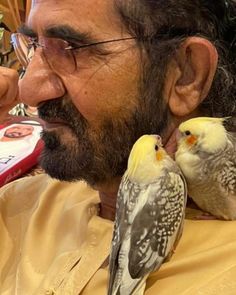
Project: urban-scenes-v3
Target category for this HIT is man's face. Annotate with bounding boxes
[4,125,34,139]
[20,0,169,186]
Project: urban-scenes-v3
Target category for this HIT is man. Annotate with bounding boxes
[0,124,34,172]
[0,124,34,141]
[0,122,42,174]
[0,0,236,294]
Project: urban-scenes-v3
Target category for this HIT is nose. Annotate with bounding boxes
[19,49,66,107]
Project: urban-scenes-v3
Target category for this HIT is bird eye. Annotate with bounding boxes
[185,130,191,136]
[155,144,159,151]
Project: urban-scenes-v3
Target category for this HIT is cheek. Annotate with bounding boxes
[61,60,140,123]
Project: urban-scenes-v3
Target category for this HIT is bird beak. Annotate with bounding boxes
[186,135,198,146]
[156,150,164,161]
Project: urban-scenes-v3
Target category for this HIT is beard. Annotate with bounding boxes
[38,92,169,186]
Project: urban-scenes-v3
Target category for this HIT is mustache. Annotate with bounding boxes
[37,98,88,137]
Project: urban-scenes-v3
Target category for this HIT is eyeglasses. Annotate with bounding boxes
[11,33,136,74]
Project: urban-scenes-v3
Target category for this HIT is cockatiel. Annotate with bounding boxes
[175,117,236,220]
[108,134,187,295]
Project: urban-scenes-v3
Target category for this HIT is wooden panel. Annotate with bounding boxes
[25,0,31,21]
[0,0,25,68]
[0,0,25,31]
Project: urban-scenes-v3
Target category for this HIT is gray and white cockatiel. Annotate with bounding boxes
[175,117,236,220]
[108,134,187,295]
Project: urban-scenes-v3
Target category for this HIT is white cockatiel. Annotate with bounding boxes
[175,117,236,220]
[108,134,187,295]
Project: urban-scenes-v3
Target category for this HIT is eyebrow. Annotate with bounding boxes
[18,24,37,38]
[19,24,95,45]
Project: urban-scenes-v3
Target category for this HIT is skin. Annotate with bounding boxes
[0,0,218,220]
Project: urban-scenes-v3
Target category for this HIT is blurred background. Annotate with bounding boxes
[0,0,31,69]
[0,0,37,117]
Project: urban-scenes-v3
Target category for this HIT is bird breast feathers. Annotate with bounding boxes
[175,150,201,180]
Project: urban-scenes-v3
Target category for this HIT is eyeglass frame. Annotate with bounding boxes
[11,32,137,71]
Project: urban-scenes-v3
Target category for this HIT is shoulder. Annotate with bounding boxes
[0,174,100,215]
[146,219,236,294]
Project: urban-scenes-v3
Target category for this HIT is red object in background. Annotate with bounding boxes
[0,116,44,187]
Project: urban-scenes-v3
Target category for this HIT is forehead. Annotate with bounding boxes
[29,0,124,38]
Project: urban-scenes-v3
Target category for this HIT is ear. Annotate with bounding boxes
[165,37,218,117]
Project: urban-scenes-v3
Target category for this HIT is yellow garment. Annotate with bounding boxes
[0,174,236,294]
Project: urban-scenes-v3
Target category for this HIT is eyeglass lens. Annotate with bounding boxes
[11,33,76,73]
[42,37,76,73]
[11,33,135,74]
[11,33,31,68]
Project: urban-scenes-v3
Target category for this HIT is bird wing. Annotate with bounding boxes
[128,171,187,279]
[215,136,236,196]
[108,176,149,294]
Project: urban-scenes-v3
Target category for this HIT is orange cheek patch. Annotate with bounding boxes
[156,150,164,161]
[186,135,198,146]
